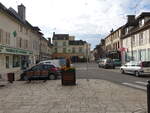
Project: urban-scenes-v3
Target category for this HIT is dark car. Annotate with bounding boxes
[113,59,121,66]
[20,64,61,81]
[98,58,115,69]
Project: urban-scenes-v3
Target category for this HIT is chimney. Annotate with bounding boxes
[110,28,114,33]
[48,38,51,44]
[18,4,26,21]
[53,32,55,36]
[127,15,135,24]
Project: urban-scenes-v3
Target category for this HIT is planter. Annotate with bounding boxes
[61,69,76,85]
[7,73,15,83]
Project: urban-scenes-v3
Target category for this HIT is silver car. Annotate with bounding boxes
[120,61,150,77]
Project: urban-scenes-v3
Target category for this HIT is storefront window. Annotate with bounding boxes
[6,56,9,68]
[13,55,20,67]
[138,49,146,61]
[148,48,150,61]
[133,50,137,61]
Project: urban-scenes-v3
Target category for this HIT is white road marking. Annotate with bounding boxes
[135,81,148,86]
[122,82,146,90]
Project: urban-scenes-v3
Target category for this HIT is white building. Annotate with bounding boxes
[122,13,150,63]
[0,3,42,79]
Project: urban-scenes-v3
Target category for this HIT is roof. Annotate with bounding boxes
[69,40,86,45]
[53,34,69,40]
[137,12,150,20]
[104,26,123,39]
[0,2,42,35]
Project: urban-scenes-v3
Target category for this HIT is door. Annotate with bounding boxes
[31,65,41,77]
[41,65,49,77]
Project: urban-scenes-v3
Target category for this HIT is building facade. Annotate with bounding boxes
[122,13,150,63]
[52,32,90,62]
[0,3,44,79]
[104,27,122,60]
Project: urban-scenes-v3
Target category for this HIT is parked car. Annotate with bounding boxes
[120,61,150,77]
[113,59,121,66]
[20,64,61,80]
[98,58,115,69]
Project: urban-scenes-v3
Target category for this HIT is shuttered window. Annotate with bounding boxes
[0,29,2,44]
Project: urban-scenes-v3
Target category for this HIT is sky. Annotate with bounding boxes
[1,0,150,49]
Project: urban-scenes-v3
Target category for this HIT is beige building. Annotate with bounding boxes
[104,27,122,59]
[122,13,150,63]
[40,37,52,61]
[52,32,90,62]
[0,3,43,79]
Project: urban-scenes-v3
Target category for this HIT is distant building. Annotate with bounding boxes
[104,26,122,60]
[52,32,90,62]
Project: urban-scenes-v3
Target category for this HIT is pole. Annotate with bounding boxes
[86,44,88,76]
[147,80,150,113]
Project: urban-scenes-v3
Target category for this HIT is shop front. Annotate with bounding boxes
[0,44,33,80]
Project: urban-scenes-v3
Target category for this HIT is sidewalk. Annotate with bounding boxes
[0,79,147,113]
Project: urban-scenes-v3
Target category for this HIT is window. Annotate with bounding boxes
[0,29,3,43]
[149,29,150,43]
[26,29,28,35]
[79,47,82,53]
[72,47,75,53]
[6,56,9,68]
[43,65,55,69]
[31,65,41,71]
[139,32,143,46]
[25,40,28,49]
[19,38,22,48]
[139,19,144,27]
[13,55,20,67]
[19,25,23,32]
[63,48,66,53]
[63,42,66,46]
[55,48,57,53]
[55,42,57,46]
[132,35,135,47]
[6,32,10,45]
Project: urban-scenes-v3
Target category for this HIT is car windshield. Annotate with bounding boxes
[1,0,149,113]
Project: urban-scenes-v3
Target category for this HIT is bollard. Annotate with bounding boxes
[147,80,150,113]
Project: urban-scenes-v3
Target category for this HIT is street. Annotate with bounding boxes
[0,62,148,113]
[75,62,150,91]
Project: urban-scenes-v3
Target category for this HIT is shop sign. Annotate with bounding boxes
[0,45,33,55]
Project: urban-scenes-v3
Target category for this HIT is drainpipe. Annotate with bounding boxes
[131,36,133,61]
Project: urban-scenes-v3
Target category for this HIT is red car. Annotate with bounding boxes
[20,64,61,81]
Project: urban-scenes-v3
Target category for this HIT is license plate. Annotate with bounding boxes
[144,69,150,72]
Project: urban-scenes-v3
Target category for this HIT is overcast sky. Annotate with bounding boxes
[1,0,150,49]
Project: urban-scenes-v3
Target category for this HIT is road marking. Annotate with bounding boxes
[135,81,148,86]
[122,82,146,90]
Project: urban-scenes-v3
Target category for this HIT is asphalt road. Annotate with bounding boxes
[75,62,150,91]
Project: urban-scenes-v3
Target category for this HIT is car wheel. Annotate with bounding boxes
[121,69,125,74]
[135,71,140,77]
[49,74,57,80]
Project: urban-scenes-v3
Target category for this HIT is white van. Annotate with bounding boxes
[39,59,66,68]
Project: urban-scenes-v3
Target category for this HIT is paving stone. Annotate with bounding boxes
[0,79,147,113]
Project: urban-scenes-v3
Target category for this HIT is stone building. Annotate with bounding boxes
[52,32,90,62]
[0,3,43,79]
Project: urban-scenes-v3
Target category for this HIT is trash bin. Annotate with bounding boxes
[7,73,15,83]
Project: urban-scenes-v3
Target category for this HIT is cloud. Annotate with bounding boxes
[1,0,150,49]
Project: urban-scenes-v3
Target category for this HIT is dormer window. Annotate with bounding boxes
[125,27,129,34]
[139,19,144,27]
